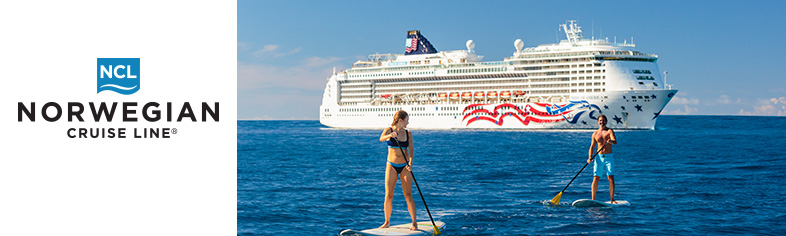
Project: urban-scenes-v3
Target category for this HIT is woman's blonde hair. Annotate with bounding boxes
[391,110,409,126]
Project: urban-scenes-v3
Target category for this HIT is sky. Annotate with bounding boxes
[238,0,786,120]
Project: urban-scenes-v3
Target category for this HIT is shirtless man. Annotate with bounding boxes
[587,114,618,203]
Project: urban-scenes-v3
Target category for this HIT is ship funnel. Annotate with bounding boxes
[405,30,438,55]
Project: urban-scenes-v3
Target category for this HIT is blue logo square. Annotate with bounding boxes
[97,58,140,95]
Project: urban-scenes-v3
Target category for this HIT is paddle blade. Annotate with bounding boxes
[550,192,563,205]
[433,225,442,235]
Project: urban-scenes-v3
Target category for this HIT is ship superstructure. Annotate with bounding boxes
[319,21,677,129]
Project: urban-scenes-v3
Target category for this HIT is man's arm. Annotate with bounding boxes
[608,129,617,145]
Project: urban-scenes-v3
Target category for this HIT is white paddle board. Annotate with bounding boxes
[571,199,630,207]
[340,221,445,236]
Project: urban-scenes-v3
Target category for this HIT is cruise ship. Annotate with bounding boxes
[319,21,677,129]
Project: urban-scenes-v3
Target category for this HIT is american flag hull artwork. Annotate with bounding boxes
[462,101,602,127]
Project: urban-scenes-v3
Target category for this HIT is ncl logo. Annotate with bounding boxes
[97,58,140,95]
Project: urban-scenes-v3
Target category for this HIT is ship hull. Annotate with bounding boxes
[320,89,676,130]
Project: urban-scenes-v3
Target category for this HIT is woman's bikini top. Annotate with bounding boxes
[385,129,409,148]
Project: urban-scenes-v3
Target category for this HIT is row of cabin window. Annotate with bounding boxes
[447,67,506,74]
[349,73,404,78]
[637,82,659,87]
[339,107,402,112]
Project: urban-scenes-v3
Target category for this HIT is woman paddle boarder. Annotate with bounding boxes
[378,110,417,231]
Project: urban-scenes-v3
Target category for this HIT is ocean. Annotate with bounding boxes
[237,116,786,235]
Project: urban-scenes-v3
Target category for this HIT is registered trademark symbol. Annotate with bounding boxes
[172,128,178,134]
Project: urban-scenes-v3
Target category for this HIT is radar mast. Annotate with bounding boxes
[561,20,583,44]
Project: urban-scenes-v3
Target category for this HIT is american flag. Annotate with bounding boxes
[405,38,418,53]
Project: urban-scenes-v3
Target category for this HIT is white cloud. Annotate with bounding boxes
[238,89,321,120]
[686,106,699,114]
[770,88,786,93]
[251,44,302,58]
[260,44,279,52]
[670,96,700,105]
[237,42,250,51]
[738,97,786,116]
[242,115,274,120]
[303,56,342,68]
[662,105,698,115]
[237,56,348,119]
[713,94,741,105]
[716,94,731,104]
[238,56,344,91]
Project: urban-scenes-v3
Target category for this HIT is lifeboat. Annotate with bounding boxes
[487,91,498,99]
[449,92,460,100]
[500,91,511,98]
[381,94,392,100]
[513,90,525,96]
[438,93,448,100]
[474,91,485,98]
[462,92,473,99]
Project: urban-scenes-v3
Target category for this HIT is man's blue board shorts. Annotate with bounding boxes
[593,153,614,177]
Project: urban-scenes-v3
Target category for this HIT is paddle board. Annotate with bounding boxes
[340,221,445,236]
[571,199,630,207]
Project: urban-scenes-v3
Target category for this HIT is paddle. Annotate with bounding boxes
[393,137,442,235]
[549,142,609,206]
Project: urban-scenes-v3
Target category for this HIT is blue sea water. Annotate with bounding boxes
[237,116,786,235]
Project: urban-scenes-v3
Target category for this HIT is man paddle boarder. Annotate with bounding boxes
[588,114,618,204]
